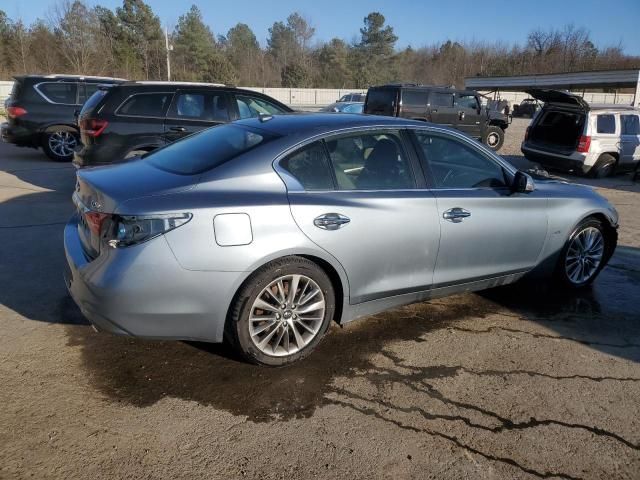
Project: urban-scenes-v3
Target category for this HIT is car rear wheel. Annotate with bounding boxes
[591,153,616,178]
[42,130,78,162]
[226,256,335,366]
[555,218,608,288]
[483,126,504,151]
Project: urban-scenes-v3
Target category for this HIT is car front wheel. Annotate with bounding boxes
[42,130,78,162]
[226,256,335,366]
[555,218,609,288]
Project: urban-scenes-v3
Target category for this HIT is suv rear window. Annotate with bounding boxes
[80,89,108,115]
[402,90,428,106]
[148,124,278,175]
[36,82,78,104]
[621,115,639,135]
[117,93,172,117]
[596,114,616,134]
[365,89,397,114]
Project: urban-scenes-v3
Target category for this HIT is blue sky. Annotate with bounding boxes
[4,0,640,55]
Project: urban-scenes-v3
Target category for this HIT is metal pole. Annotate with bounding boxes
[165,27,171,81]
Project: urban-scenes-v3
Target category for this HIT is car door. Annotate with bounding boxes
[164,90,231,143]
[283,129,441,304]
[620,113,640,169]
[454,93,482,138]
[411,128,548,286]
[427,91,457,127]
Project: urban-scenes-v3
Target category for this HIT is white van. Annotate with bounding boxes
[521,90,640,178]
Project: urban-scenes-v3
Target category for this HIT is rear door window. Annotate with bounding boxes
[621,115,639,135]
[280,141,334,190]
[117,93,172,117]
[430,92,454,107]
[168,92,231,122]
[79,83,102,104]
[402,90,428,106]
[36,82,78,104]
[325,131,415,190]
[596,114,616,134]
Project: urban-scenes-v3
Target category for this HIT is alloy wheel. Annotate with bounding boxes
[565,226,604,284]
[48,131,77,158]
[486,132,500,147]
[248,274,326,357]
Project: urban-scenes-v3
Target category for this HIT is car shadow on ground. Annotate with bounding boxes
[61,244,640,423]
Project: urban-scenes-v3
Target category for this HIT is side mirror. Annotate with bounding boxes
[512,171,535,193]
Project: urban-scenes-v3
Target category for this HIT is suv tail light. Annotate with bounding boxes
[7,106,27,118]
[577,135,591,153]
[80,118,108,137]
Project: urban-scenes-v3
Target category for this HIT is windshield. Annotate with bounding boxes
[148,124,279,175]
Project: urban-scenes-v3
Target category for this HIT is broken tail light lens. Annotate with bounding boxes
[107,213,192,248]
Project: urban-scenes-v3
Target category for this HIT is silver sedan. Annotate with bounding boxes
[64,114,618,365]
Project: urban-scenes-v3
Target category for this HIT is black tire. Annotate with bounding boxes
[483,125,504,151]
[41,129,78,162]
[554,217,609,289]
[590,153,616,179]
[225,256,335,366]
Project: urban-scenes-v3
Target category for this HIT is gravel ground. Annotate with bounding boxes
[1,123,639,480]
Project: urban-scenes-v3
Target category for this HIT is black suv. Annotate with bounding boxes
[1,75,124,161]
[364,84,510,151]
[74,82,293,168]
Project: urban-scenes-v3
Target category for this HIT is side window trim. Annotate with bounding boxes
[408,127,513,191]
[278,140,335,192]
[114,91,174,119]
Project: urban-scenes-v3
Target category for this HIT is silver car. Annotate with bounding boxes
[64,114,618,366]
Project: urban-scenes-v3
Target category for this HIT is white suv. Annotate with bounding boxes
[521,89,640,178]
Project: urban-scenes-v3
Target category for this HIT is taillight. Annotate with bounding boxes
[524,127,530,141]
[80,118,108,137]
[84,211,110,235]
[108,213,192,248]
[577,135,591,153]
[7,106,27,118]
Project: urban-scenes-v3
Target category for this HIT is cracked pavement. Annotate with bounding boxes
[1,120,639,479]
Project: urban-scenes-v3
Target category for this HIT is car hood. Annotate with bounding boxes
[525,89,590,111]
[75,159,197,214]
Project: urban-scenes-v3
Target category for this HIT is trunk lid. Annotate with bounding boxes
[525,89,590,111]
[74,159,197,258]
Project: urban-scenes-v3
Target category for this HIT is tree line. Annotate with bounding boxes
[0,0,638,89]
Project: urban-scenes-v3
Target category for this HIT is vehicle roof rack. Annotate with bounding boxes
[132,81,226,87]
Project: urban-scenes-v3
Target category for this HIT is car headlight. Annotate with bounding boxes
[107,213,192,248]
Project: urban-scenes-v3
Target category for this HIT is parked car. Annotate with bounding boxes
[513,98,542,118]
[64,113,618,365]
[338,92,365,102]
[364,84,510,151]
[1,75,124,161]
[521,89,640,178]
[320,101,364,113]
[73,81,293,168]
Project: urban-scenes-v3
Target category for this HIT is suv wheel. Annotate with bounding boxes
[591,153,616,179]
[226,256,335,366]
[42,130,78,162]
[483,126,504,151]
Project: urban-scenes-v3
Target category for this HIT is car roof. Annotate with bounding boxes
[235,112,432,136]
[369,84,476,95]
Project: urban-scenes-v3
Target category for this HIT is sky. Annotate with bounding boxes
[4,0,640,55]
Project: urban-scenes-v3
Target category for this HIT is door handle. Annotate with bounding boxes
[169,126,187,132]
[443,207,471,223]
[314,213,350,230]
[458,111,465,120]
